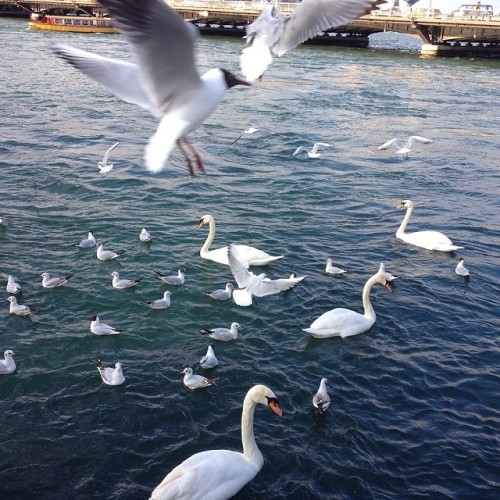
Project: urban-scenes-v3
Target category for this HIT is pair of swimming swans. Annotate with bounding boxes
[198,214,283,266]
[149,384,281,500]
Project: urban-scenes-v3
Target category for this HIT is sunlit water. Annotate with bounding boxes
[1,18,499,499]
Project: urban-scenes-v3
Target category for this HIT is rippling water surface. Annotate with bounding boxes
[1,18,499,499]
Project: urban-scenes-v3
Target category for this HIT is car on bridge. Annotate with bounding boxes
[451,4,495,18]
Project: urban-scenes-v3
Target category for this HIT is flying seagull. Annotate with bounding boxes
[53,0,250,175]
[98,142,119,174]
[378,136,433,158]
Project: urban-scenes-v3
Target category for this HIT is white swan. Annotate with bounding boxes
[149,384,282,500]
[396,200,463,252]
[198,214,283,266]
[303,263,396,338]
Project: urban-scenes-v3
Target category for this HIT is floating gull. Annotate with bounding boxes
[240,0,381,81]
[455,258,470,277]
[199,345,218,369]
[377,135,433,158]
[90,315,122,335]
[230,123,283,145]
[181,367,217,390]
[53,0,250,175]
[198,213,283,266]
[75,231,96,248]
[228,243,306,306]
[98,141,119,174]
[7,296,32,316]
[293,142,332,158]
[154,268,185,285]
[312,378,331,414]
[396,200,463,252]
[110,271,142,289]
[139,227,152,242]
[0,217,4,225]
[95,359,125,385]
[200,322,242,342]
[97,243,122,261]
[6,275,22,294]
[41,272,74,288]
[325,258,347,275]
[146,291,172,309]
[203,283,234,301]
[0,350,16,375]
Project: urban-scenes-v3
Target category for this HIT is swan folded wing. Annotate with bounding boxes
[404,230,454,249]
[53,44,153,112]
[99,0,201,114]
[304,308,368,337]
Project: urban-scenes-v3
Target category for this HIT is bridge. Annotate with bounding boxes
[2,0,500,57]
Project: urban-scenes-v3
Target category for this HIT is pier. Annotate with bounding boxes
[2,0,500,57]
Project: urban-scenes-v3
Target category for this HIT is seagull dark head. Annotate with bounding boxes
[221,69,251,89]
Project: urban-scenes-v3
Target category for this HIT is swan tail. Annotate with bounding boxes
[434,245,463,252]
[303,328,339,338]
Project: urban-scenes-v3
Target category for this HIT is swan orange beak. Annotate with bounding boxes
[268,398,282,416]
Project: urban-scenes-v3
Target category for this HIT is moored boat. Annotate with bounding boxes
[29,14,117,34]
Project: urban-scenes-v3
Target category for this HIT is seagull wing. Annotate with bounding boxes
[378,137,402,150]
[311,142,332,153]
[228,243,255,289]
[102,142,120,164]
[98,0,201,114]
[293,146,305,156]
[407,135,433,146]
[247,275,307,298]
[230,130,247,146]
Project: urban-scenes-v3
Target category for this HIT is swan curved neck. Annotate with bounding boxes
[200,218,215,257]
[362,274,379,321]
[397,205,413,238]
[241,393,263,469]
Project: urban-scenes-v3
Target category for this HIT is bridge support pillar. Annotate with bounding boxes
[421,43,500,58]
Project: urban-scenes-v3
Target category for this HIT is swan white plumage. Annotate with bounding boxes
[303,263,396,338]
[198,214,283,266]
[396,200,463,252]
[149,384,282,500]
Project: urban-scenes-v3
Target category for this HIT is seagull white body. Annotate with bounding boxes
[98,141,119,173]
[378,136,433,158]
[396,200,463,252]
[154,269,185,285]
[95,359,125,385]
[76,231,96,248]
[97,243,121,261]
[140,227,152,242]
[146,291,172,309]
[198,214,283,266]
[228,243,306,306]
[111,271,141,289]
[199,345,218,368]
[7,296,32,316]
[293,142,332,158]
[325,258,347,275]
[182,367,217,390]
[240,0,380,81]
[312,378,330,413]
[53,0,249,174]
[0,350,16,375]
[90,315,122,335]
[203,283,234,301]
[41,272,74,288]
[455,258,470,276]
[200,322,242,342]
[6,275,22,294]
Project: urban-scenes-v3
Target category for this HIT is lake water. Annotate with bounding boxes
[0,17,499,499]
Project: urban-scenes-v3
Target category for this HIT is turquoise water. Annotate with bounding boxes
[1,18,499,499]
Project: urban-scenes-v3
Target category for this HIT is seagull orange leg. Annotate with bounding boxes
[184,138,205,173]
[176,139,195,176]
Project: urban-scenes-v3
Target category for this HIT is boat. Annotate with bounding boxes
[29,14,117,34]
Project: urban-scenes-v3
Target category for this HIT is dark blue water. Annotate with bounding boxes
[1,18,499,499]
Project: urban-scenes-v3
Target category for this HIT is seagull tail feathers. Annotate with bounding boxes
[144,116,184,173]
[240,39,273,82]
[232,289,253,307]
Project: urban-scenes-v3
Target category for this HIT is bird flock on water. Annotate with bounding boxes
[2,0,473,498]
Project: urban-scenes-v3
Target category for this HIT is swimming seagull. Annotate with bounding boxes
[293,143,332,158]
[312,378,331,414]
[97,243,122,261]
[6,275,22,294]
[230,123,283,145]
[139,227,152,242]
[199,345,218,368]
[110,271,142,289]
[181,367,217,390]
[98,141,119,174]
[0,217,4,225]
[377,136,433,158]
[146,291,172,309]
[94,359,125,385]
[0,350,16,375]
[75,231,96,248]
[53,0,250,175]
[203,283,234,301]
[7,296,32,316]
[89,315,122,335]
[228,243,306,307]
[200,322,242,342]
[154,268,185,285]
[455,258,470,277]
[41,272,74,288]
[325,258,347,275]
[240,0,382,81]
